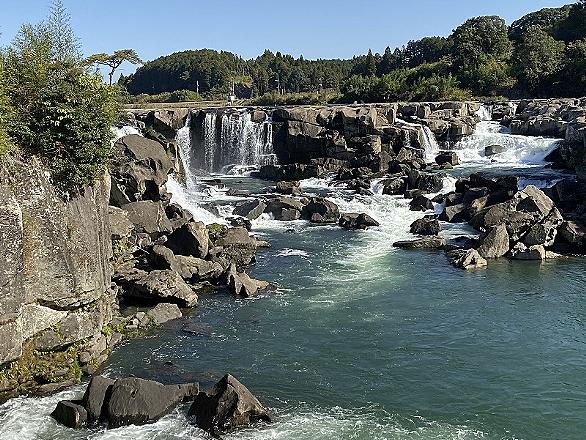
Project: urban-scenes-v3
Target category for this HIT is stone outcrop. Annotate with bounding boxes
[188,374,272,435]
[0,157,115,399]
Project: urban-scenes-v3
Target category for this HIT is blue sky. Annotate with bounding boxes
[0,0,573,77]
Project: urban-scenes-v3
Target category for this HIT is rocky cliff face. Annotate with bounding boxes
[0,156,116,400]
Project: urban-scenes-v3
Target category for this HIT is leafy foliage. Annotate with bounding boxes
[2,0,119,190]
[86,49,142,85]
[0,60,14,157]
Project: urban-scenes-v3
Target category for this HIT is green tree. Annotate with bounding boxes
[513,25,565,94]
[558,39,586,96]
[450,16,513,95]
[86,49,142,85]
[3,1,119,189]
[0,59,14,156]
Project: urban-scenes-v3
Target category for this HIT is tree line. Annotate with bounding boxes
[122,1,586,103]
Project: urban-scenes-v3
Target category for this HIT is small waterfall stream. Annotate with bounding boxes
[396,118,441,162]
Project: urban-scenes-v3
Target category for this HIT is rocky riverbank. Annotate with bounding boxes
[2,98,586,435]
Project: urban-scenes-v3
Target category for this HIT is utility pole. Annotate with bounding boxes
[196,80,199,94]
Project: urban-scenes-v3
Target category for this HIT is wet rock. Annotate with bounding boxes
[447,249,487,270]
[393,237,446,250]
[188,374,272,434]
[339,213,380,230]
[114,267,198,307]
[150,245,223,282]
[382,177,407,195]
[302,197,340,223]
[558,220,586,251]
[213,226,259,267]
[484,144,506,156]
[410,217,441,235]
[233,199,267,220]
[409,195,434,212]
[509,243,546,260]
[165,221,209,258]
[477,224,510,258]
[435,151,460,166]
[224,264,269,298]
[147,303,182,325]
[264,197,305,221]
[51,400,88,429]
[105,378,199,429]
[82,376,115,423]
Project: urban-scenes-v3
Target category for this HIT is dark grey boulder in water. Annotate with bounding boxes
[51,400,88,429]
[52,376,199,429]
[484,144,506,156]
[409,195,434,212]
[410,216,441,235]
[393,236,446,250]
[188,374,272,434]
[339,213,380,230]
[435,151,460,166]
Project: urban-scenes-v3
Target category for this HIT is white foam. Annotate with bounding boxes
[167,176,226,225]
[276,248,310,258]
[110,125,141,144]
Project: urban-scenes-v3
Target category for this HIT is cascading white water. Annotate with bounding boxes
[453,105,562,167]
[198,109,276,174]
[396,118,441,162]
[176,112,196,188]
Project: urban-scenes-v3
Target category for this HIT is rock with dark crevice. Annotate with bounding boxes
[188,374,272,434]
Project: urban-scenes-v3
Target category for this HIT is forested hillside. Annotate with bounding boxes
[123,1,586,103]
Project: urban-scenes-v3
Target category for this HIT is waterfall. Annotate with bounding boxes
[396,118,440,162]
[476,104,493,122]
[197,109,276,174]
[176,112,197,187]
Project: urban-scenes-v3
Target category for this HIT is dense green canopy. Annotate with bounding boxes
[123,2,586,103]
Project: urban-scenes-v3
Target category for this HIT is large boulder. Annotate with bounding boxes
[264,197,305,221]
[233,199,267,220]
[105,378,198,428]
[509,243,546,260]
[410,217,441,235]
[409,195,434,212]
[54,375,199,430]
[224,264,269,297]
[150,245,223,282]
[188,374,272,434]
[477,224,510,258]
[82,376,115,423]
[338,213,380,230]
[114,267,198,307]
[110,134,173,206]
[435,151,460,166]
[121,201,173,238]
[393,237,446,250]
[302,197,340,223]
[165,221,209,258]
[51,400,88,429]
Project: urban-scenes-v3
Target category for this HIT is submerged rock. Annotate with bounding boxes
[447,249,487,270]
[393,237,446,250]
[188,374,272,434]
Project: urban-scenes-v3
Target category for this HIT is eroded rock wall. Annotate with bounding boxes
[0,156,115,399]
